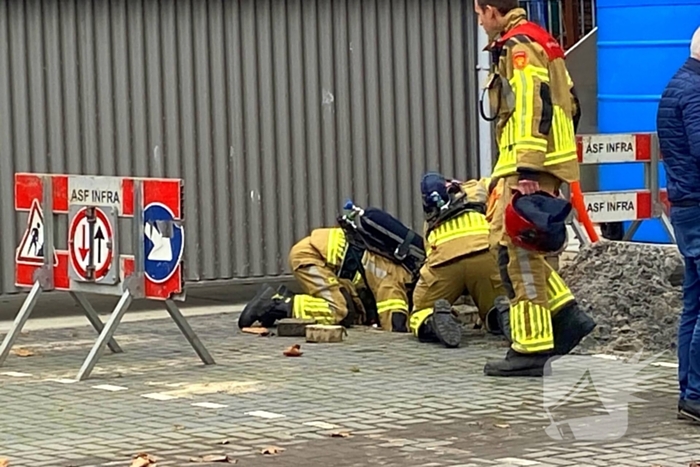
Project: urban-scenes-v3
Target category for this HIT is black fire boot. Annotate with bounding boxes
[551,302,596,356]
[274,284,295,301]
[679,399,700,423]
[483,348,552,377]
[258,298,293,328]
[238,284,276,329]
[485,296,511,339]
[391,312,408,333]
[431,299,462,348]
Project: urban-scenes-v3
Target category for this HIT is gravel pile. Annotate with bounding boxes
[559,241,684,355]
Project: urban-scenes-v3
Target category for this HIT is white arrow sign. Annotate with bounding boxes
[145,222,173,261]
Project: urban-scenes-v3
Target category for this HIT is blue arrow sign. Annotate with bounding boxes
[143,202,184,284]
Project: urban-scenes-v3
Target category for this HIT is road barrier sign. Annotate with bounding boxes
[0,173,214,381]
[15,199,59,266]
[68,206,117,284]
[568,132,674,245]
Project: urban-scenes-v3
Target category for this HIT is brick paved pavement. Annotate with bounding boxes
[0,311,698,467]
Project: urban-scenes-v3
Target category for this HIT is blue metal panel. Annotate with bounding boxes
[597,0,700,242]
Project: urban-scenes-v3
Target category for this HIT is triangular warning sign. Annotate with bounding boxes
[16,199,58,266]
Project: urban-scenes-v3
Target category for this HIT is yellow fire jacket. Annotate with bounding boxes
[485,8,580,184]
[423,179,491,267]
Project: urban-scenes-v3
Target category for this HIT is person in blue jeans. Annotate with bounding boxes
[656,26,700,423]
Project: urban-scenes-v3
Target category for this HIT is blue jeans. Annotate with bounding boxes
[670,205,700,401]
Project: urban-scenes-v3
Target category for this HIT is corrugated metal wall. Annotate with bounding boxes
[0,0,481,296]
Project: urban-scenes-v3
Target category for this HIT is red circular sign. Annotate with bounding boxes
[68,207,114,281]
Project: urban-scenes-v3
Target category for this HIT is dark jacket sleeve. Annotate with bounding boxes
[683,87,700,160]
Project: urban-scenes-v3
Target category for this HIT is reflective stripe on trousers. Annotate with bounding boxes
[510,300,554,353]
[377,299,409,315]
[292,294,336,325]
[547,269,575,313]
[409,308,433,336]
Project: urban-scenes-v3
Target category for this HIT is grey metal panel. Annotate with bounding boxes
[450,0,468,180]
[566,28,599,192]
[391,0,413,225]
[377,0,397,216]
[0,0,482,296]
[27,0,47,174]
[128,0,149,178]
[0,0,14,293]
[209,0,233,279]
[95,0,116,176]
[272,0,294,274]
[192,0,215,278]
[77,1,98,176]
[60,1,81,175]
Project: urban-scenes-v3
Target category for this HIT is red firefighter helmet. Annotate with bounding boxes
[504,190,572,253]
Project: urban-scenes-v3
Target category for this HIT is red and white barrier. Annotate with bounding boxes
[582,190,653,223]
[576,133,653,164]
[571,132,670,225]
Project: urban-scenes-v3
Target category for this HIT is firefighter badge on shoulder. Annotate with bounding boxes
[512,50,528,70]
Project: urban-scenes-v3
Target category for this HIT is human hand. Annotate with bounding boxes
[516,180,540,195]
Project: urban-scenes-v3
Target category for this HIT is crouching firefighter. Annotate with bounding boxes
[238,205,424,332]
[409,173,506,348]
[338,201,427,331]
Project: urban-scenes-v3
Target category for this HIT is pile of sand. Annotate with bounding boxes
[560,241,684,355]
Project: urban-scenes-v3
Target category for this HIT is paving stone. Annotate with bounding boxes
[0,311,695,467]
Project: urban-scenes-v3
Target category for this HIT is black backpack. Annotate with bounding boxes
[337,201,426,280]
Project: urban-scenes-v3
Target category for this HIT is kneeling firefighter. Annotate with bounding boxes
[409,173,506,348]
[238,204,425,332]
[483,187,597,377]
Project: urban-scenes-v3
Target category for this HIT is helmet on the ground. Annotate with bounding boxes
[504,190,572,253]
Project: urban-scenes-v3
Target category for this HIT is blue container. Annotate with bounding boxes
[596,0,700,242]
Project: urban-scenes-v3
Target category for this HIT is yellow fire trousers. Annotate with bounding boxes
[409,249,504,336]
[491,174,576,354]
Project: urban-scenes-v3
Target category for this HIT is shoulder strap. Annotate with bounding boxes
[497,21,565,61]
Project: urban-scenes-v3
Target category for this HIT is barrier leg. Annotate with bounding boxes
[76,290,133,381]
[0,282,42,366]
[622,220,642,241]
[660,212,676,243]
[70,292,122,354]
[164,299,215,366]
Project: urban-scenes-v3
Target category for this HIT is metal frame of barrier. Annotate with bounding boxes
[0,173,215,381]
[568,132,675,245]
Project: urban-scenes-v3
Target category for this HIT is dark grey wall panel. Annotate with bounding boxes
[0,0,480,295]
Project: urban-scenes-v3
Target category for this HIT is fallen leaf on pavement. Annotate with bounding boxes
[242,327,270,336]
[189,454,237,463]
[260,446,285,455]
[330,431,351,438]
[350,366,360,373]
[283,344,303,357]
[0,458,9,467]
[130,453,159,467]
[12,348,35,357]
[494,423,510,429]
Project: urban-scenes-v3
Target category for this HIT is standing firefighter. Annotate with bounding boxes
[475,0,596,376]
[409,173,506,348]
